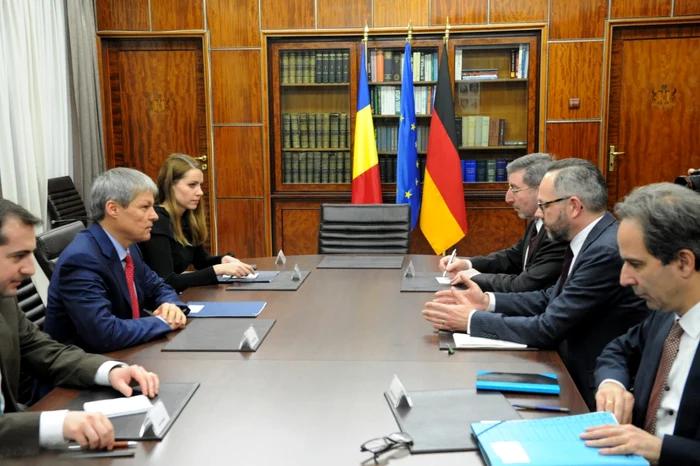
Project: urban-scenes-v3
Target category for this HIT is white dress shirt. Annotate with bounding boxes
[469,215,605,332]
[522,219,543,270]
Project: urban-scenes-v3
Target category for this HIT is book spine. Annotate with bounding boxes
[295,52,303,84]
[315,113,323,148]
[312,152,321,183]
[329,113,339,148]
[376,50,384,83]
[282,113,291,149]
[488,119,499,146]
[322,113,330,148]
[342,51,349,83]
[496,158,507,182]
[336,151,344,182]
[309,52,316,83]
[498,119,506,146]
[384,50,393,82]
[477,160,487,182]
[455,117,462,148]
[321,152,329,183]
[299,153,307,183]
[299,113,309,148]
[393,52,401,82]
[291,153,300,183]
[455,49,462,81]
[283,152,291,183]
[481,116,490,147]
[322,52,329,83]
[328,153,337,183]
[344,153,351,183]
[281,53,289,84]
[290,113,300,148]
[308,113,316,148]
[338,113,348,148]
[335,51,343,83]
[315,52,323,83]
[510,49,516,79]
[328,51,337,83]
[486,159,497,182]
[288,52,296,84]
[302,51,310,83]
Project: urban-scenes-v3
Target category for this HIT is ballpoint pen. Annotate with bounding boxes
[511,404,570,413]
[68,441,138,451]
[442,249,457,277]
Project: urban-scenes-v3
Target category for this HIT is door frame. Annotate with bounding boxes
[96,31,218,252]
[601,16,700,205]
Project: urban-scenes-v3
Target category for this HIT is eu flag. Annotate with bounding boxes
[396,42,421,230]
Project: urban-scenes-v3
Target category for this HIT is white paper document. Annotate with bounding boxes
[435,277,452,285]
[84,395,153,418]
[453,333,528,350]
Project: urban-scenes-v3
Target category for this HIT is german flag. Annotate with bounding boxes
[419,44,467,253]
[351,43,382,204]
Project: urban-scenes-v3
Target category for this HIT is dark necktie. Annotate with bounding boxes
[525,225,538,266]
[123,253,140,319]
[644,321,684,435]
[559,246,574,286]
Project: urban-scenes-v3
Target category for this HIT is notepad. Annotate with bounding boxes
[217,272,279,283]
[187,301,266,318]
[83,395,153,418]
[471,412,649,466]
[453,333,528,350]
[476,371,560,395]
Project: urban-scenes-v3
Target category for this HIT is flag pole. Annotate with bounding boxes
[363,22,368,44]
[407,20,412,43]
[444,16,450,46]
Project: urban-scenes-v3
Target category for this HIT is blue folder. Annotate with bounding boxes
[186,301,266,318]
[471,412,649,466]
[476,370,560,395]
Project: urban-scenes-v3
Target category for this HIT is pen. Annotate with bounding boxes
[68,441,138,451]
[511,404,570,413]
[442,249,457,277]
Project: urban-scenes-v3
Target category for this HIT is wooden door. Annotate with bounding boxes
[100,37,213,241]
[607,24,700,205]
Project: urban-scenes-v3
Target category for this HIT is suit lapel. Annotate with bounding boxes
[0,298,19,412]
[89,224,133,311]
[522,220,537,265]
[674,331,700,436]
[569,212,616,276]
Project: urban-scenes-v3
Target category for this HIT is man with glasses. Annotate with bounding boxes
[423,158,650,408]
[439,153,568,292]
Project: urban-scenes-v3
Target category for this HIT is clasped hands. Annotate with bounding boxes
[421,270,490,332]
[62,366,159,451]
[153,303,187,330]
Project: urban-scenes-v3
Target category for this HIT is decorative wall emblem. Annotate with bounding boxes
[149,93,173,113]
[651,84,676,111]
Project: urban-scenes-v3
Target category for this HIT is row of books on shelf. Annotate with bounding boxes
[455,45,529,80]
[281,49,349,84]
[282,151,351,184]
[456,116,509,148]
[282,113,350,149]
[375,125,429,152]
[368,49,438,83]
[370,85,435,116]
[461,159,508,182]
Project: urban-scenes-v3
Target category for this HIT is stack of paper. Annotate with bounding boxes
[453,333,528,350]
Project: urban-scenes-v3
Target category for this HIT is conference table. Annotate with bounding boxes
[21,255,588,465]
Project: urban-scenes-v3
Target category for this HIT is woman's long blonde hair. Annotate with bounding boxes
[157,153,208,246]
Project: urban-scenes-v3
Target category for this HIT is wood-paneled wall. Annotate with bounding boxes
[95,0,700,257]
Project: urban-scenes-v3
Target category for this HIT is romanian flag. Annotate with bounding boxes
[419,44,467,253]
[351,43,382,204]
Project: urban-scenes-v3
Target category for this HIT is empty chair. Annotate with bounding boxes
[16,278,47,405]
[35,220,85,280]
[47,176,88,227]
[318,204,411,254]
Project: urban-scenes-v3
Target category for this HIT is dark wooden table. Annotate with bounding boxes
[21,255,588,465]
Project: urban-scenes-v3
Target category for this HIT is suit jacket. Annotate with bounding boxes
[44,223,187,353]
[469,220,569,292]
[0,296,107,457]
[596,311,700,466]
[469,212,651,408]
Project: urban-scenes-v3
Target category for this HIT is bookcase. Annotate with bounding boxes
[269,33,540,256]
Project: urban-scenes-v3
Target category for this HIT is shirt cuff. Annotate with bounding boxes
[39,410,69,447]
[485,292,496,312]
[464,259,472,269]
[598,379,627,392]
[94,361,127,386]
[467,309,478,334]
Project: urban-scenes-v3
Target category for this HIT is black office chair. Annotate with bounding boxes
[47,176,88,228]
[35,220,85,280]
[16,278,47,405]
[318,204,411,254]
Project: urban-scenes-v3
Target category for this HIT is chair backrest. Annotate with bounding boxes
[318,204,411,254]
[15,278,45,406]
[47,176,88,228]
[35,220,85,280]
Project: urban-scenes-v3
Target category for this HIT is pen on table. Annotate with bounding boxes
[511,404,570,413]
[68,441,138,451]
[442,249,457,277]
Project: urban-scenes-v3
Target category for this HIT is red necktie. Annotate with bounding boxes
[644,321,683,434]
[123,253,140,319]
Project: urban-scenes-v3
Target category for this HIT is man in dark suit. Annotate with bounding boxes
[45,168,188,353]
[423,159,650,408]
[581,184,700,465]
[0,199,159,456]
[439,153,568,292]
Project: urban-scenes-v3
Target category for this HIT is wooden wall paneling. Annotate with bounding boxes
[215,127,264,197]
[549,0,607,40]
[96,0,149,31]
[207,0,260,47]
[260,0,315,29]
[373,0,430,27]
[409,201,526,256]
[317,0,371,28]
[211,51,262,124]
[547,42,603,120]
[675,0,700,15]
[217,199,266,258]
[430,0,488,25]
[611,0,672,18]
[546,122,600,165]
[151,0,203,30]
[490,0,548,23]
[274,201,322,255]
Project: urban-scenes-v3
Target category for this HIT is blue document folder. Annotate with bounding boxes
[471,412,649,466]
[186,301,266,318]
[476,371,560,395]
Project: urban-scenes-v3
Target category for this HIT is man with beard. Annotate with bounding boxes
[422,158,650,408]
[438,153,569,292]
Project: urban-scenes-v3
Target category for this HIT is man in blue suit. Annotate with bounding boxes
[422,159,650,408]
[581,183,700,465]
[45,168,188,353]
